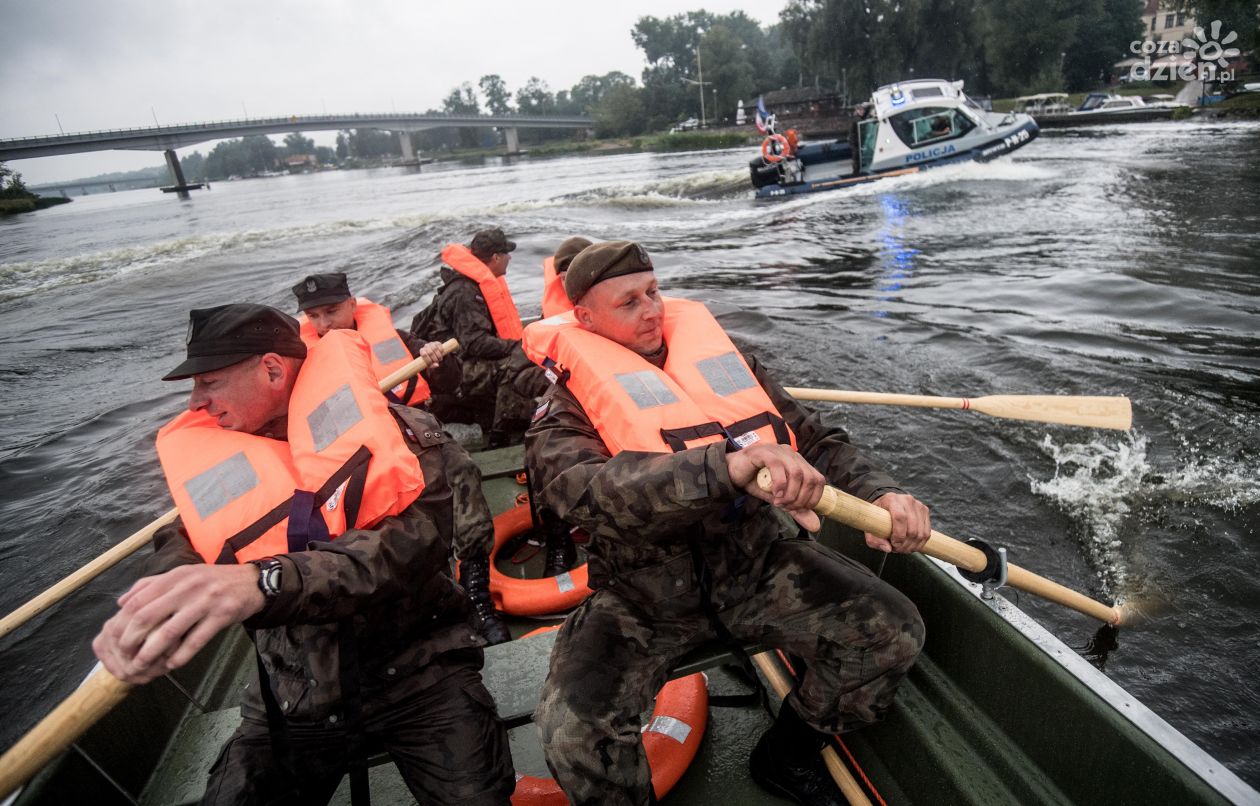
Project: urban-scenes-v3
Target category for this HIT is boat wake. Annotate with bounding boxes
[0,217,400,304]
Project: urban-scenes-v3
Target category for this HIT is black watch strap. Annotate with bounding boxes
[249,557,283,599]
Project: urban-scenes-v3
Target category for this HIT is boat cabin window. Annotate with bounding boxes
[1101,99,1136,110]
[888,106,976,148]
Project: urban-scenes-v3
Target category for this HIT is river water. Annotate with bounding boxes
[1,120,1258,788]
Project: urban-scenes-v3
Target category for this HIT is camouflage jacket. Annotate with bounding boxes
[146,405,484,724]
[409,267,519,362]
[525,354,904,611]
[397,327,464,394]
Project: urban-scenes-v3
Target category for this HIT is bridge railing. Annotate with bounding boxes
[1,113,592,145]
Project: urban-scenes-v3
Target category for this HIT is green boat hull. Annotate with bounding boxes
[13,445,1257,805]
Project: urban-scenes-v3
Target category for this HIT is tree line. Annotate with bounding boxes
[174,1,1255,178]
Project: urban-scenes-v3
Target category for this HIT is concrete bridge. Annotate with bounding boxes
[1,111,593,193]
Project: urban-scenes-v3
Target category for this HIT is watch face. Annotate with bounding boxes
[255,559,282,597]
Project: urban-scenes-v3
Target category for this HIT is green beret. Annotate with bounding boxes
[553,236,593,274]
[564,240,654,303]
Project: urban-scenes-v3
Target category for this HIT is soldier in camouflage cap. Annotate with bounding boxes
[524,247,929,806]
[94,303,515,804]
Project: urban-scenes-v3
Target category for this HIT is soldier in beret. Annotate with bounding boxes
[292,272,511,645]
[522,242,930,806]
[93,303,515,804]
[541,236,592,318]
[410,227,550,448]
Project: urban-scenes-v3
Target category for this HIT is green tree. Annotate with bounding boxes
[1062,0,1143,90]
[1175,0,1259,61]
[0,161,31,199]
[443,83,481,148]
[568,72,638,112]
[335,131,350,159]
[479,74,514,115]
[179,151,206,181]
[283,131,316,155]
[592,83,647,136]
[699,25,755,124]
[515,77,556,114]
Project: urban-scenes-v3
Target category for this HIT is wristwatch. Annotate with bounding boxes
[249,557,283,599]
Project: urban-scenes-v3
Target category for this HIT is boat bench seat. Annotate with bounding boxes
[142,627,754,804]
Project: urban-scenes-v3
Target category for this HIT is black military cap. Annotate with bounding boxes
[553,236,593,274]
[163,303,307,381]
[564,240,654,303]
[469,227,517,260]
[291,272,352,311]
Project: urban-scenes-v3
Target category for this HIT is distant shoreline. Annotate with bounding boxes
[0,195,72,215]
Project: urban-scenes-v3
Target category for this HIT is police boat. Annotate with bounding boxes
[749,79,1039,199]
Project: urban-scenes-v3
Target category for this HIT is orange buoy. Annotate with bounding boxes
[488,504,591,616]
[510,629,709,805]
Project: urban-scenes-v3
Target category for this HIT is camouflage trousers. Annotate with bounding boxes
[534,538,924,806]
[432,352,549,435]
[444,434,495,562]
[203,655,515,806]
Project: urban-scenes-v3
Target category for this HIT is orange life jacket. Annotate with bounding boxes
[522,297,796,455]
[442,243,524,340]
[541,256,573,318]
[156,330,426,564]
[298,298,432,406]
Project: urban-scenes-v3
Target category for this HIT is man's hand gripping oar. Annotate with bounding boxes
[748,464,1127,626]
[0,338,458,800]
[726,443,932,553]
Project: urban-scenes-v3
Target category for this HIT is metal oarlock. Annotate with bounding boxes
[959,538,1008,600]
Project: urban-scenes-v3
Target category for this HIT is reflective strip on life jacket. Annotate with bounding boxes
[522,297,795,455]
[441,243,524,339]
[541,256,573,318]
[156,330,425,564]
[298,299,432,406]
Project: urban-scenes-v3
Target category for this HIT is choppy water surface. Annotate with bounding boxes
[2,120,1258,786]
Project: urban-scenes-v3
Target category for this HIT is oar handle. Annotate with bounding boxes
[750,653,873,806]
[0,338,459,642]
[756,469,1123,625]
[0,667,132,800]
[378,338,458,392]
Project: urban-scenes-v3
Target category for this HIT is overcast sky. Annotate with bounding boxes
[2,0,788,184]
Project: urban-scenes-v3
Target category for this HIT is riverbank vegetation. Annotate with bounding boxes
[0,162,71,215]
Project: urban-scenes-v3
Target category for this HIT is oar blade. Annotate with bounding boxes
[970,395,1132,430]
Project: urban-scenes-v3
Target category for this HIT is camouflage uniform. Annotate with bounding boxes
[397,326,464,401]
[411,267,549,436]
[147,405,514,805]
[526,353,925,806]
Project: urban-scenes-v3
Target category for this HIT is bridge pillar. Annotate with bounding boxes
[398,131,418,164]
[164,149,188,190]
[504,127,520,154]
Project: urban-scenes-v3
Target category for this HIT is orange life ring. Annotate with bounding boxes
[488,504,591,616]
[511,625,710,805]
[761,133,790,163]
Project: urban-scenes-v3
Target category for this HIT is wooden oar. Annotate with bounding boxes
[785,387,1132,431]
[756,468,1125,625]
[751,652,873,806]
[0,339,458,799]
[0,666,129,799]
[0,339,458,643]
